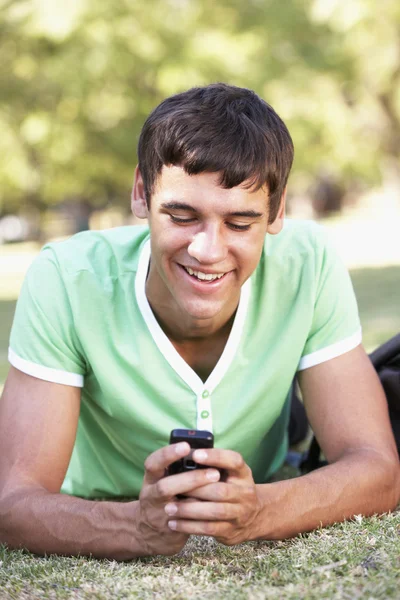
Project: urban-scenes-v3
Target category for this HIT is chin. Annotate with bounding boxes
[178,299,223,322]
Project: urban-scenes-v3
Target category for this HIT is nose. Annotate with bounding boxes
[187,226,228,265]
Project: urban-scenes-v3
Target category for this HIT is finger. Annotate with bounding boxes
[191,448,251,478]
[167,519,230,538]
[183,482,239,502]
[164,500,240,522]
[144,442,191,483]
[149,467,221,502]
[179,497,198,504]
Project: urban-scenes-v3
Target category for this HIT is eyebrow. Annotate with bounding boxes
[161,202,194,211]
[160,202,264,219]
[229,210,264,218]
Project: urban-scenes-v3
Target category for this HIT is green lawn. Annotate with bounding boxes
[0,299,16,385]
[0,258,400,599]
[349,265,400,352]
[1,515,400,599]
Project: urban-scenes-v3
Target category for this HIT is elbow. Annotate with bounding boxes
[0,480,37,548]
[0,488,16,546]
[390,458,400,508]
[346,447,400,515]
[0,482,22,546]
[377,453,400,513]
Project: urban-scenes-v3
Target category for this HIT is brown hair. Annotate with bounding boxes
[138,83,294,223]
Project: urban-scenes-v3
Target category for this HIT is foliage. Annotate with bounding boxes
[0,0,399,214]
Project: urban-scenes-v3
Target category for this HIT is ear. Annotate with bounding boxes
[266,188,287,235]
[131,166,149,219]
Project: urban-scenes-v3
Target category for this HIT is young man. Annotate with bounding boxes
[0,84,399,559]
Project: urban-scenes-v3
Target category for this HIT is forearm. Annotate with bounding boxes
[0,486,144,560]
[254,449,400,540]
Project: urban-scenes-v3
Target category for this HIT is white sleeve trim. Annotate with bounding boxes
[8,348,84,387]
[297,328,362,371]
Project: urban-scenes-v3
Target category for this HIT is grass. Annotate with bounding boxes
[0,300,16,384]
[1,514,400,599]
[1,231,400,599]
[350,265,400,352]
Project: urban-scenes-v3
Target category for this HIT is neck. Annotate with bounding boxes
[147,295,237,342]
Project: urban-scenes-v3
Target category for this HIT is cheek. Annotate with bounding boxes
[153,227,191,257]
[236,239,264,271]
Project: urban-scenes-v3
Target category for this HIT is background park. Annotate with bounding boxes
[1,0,400,598]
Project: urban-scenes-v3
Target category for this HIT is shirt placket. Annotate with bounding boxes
[196,387,213,431]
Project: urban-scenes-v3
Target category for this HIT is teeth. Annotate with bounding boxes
[185,267,225,281]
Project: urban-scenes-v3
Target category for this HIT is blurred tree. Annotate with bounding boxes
[0,0,399,224]
[304,0,400,202]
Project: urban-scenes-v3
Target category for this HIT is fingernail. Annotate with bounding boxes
[206,469,220,481]
[175,442,188,454]
[193,449,207,461]
[168,520,177,530]
[165,503,178,516]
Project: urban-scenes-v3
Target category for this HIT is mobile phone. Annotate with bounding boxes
[167,429,214,476]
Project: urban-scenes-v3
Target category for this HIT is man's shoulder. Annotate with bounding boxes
[264,219,329,268]
[40,225,150,278]
[253,219,337,296]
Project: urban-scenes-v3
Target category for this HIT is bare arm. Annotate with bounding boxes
[255,344,400,539]
[0,367,217,558]
[0,367,139,559]
[162,345,400,543]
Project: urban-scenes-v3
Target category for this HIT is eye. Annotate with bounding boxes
[227,223,252,231]
[169,215,197,224]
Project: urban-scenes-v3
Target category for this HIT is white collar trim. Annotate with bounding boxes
[135,239,250,396]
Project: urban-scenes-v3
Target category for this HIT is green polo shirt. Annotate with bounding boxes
[8,220,361,499]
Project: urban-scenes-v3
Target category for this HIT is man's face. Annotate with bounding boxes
[133,165,284,329]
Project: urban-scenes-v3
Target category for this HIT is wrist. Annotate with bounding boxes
[247,485,269,541]
[129,500,156,557]
[96,498,152,559]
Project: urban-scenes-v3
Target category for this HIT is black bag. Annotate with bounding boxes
[292,333,400,474]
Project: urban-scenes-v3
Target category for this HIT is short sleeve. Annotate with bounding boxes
[298,228,362,371]
[8,248,86,386]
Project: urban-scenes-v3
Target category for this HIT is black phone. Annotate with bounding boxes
[167,429,214,475]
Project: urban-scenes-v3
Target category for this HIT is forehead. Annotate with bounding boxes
[153,165,268,209]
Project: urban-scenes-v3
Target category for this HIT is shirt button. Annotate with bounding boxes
[201,410,210,419]
[202,390,210,398]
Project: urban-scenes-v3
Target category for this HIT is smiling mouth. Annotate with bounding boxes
[181,265,227,282]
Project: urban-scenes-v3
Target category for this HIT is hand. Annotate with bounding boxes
[134,442,221,556]
[164,449,262,546]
